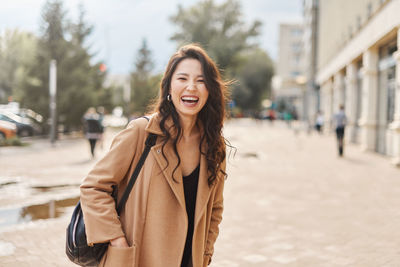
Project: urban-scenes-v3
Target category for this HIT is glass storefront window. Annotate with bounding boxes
[356,60,363,126]
[378,40,396,124]
[376,40,396,154]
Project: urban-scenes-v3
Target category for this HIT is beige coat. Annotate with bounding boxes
[80,113,225,267]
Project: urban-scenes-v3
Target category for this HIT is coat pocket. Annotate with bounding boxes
[102,245,136,267]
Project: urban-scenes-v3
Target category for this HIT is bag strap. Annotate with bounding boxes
[116,116,157,214]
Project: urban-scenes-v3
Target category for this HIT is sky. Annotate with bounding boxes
[0,0,302,75]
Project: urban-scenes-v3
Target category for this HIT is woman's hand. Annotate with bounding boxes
[110,236,129,248]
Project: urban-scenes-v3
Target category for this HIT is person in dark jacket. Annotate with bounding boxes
[83,107,103,157]
[333,105,347,156]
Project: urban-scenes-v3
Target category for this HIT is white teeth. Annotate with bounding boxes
[181,97,199,101]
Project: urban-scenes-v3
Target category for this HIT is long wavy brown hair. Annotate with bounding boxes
[152,44,228,186]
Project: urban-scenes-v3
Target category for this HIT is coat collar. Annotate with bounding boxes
[145,113,173,136]
[147,112,214,226]
[145,112,205,138]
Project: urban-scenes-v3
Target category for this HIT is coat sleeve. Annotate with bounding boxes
[80,120,144,245]
[204,158,226,264]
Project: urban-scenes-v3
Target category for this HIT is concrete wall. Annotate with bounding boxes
[315,0,400,165]
[318,0,388,72]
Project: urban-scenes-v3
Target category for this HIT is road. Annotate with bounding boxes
[1,119,399,266]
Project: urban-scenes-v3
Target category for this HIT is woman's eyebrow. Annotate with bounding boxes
[175,72,189,76]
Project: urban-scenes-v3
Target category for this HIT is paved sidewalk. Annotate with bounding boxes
[1,120,400,266]
[0,131,114,266]
[214,120,400,267]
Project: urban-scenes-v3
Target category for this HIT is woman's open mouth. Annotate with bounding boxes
[181,96,199,107]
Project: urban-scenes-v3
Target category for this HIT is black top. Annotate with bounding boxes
[180,165,200,267]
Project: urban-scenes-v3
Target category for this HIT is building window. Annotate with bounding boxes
[291,43,302,53]
[378,40,396,124]
[367,2,373,18]
[293,55,300,65]
[291,28,303,37]
[291,71,300,77]
[356,16,362,30]
[356,60,363,127]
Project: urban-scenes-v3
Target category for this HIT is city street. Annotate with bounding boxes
[1,119,400,266]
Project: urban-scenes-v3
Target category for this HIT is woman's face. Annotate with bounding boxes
[170,58,209,119]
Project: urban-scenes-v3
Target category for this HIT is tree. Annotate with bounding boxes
[129,39,160,114]
[18,0,69,127]
[170,0,274,112]
[58,3,105,130]
[232,49,274,111]
[170,0,261,71]
[0,29,38,103]
[17,0,110,132]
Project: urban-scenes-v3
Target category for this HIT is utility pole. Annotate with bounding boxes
[49,59,57,144]
[124,76,131,116]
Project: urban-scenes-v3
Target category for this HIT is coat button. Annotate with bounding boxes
[157,149,161,154]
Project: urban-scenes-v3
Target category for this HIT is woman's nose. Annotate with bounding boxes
[186,81,197,90]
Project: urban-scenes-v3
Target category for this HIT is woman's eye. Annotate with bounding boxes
[197,80,204,83]
[178,77,186,81]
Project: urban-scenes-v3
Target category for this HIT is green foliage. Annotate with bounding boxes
[95,84,117,114]
[0,137,27,147]
[0,30,38,103]
[129,39,160,115]
[14,0,112,131]
[170,0,261,71]
[232,49,274,111]
[169,0,273,112]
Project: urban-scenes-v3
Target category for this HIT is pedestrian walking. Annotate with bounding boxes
[79,44,229,267]
[82,107,103,158]
[283,110,293,128]
[333,105,347,156]
[268,108,276,122]
[315,110,324,134]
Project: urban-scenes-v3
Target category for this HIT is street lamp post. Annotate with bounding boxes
[49,59,57,144]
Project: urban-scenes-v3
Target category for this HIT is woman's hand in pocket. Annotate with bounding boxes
[110,236,129,248]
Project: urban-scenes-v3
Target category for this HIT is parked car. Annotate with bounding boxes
[0,110,39,137]
[14,108,43,123]
[0,120,17,141]
[0,104,44,134]
[12,108,44,134]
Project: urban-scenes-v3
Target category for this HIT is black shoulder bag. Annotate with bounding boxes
[66,124,157,267]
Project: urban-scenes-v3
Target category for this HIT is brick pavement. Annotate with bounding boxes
[1,120,400,266]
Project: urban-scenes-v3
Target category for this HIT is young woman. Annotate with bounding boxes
[80,44,228,267]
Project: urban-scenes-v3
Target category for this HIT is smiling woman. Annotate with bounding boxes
[169,58,209,121]
[79,44,230,267]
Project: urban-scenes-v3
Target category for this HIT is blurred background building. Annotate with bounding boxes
[310,0,400,165]
[273,23,306,119]
[302,0,319,125]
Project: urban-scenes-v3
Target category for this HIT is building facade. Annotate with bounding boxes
[273,23,306,118]
[303,0,319,124]
[315,0,400,165]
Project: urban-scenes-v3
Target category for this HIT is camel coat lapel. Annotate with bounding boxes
[194,143,214,227]
[151,141,186,212]
[146,115,213,219]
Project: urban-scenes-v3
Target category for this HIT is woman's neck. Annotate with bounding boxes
[179,115,199,138]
